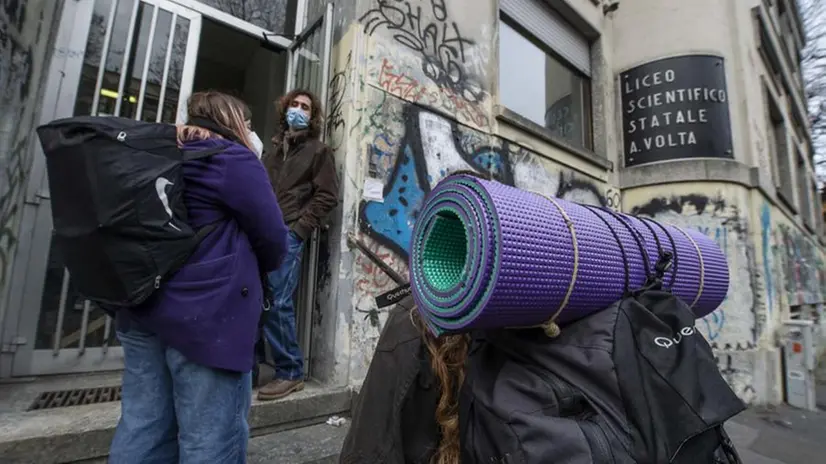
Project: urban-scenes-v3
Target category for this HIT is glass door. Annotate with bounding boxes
[12,0,202,376]
[285,3,334,378]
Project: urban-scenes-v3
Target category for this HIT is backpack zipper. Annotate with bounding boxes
[580,419,616,463]
[154,276,161,289]
[528,364,616,463]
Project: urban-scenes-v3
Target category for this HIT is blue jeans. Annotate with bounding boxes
[262,231,305,381]
[110,324,251,464]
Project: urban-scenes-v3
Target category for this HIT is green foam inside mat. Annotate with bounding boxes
[421,210,468,292]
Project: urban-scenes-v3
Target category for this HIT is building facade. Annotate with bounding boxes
[0,0,822,405]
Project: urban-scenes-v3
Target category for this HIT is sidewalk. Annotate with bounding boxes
[727,404,826,463]
[725,359,826,463]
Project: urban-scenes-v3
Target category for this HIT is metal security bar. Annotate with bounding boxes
[285,3,334,377]
[37,0,201,367]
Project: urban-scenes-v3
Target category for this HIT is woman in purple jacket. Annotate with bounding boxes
[108,91,290,464]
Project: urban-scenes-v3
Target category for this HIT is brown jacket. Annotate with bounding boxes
[263,132,338,240]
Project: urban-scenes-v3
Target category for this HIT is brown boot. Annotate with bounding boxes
[257,379,305,401]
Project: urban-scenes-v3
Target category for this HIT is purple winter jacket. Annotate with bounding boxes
[124,138,289,372]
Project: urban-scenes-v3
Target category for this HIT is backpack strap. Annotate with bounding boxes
[716,426,743,464]
[182,147,223,161]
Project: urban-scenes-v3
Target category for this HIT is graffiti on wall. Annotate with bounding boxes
[358,100,611,260]
[350,0,611,316]
[774,223,826,307]
[630,194,757,351]
[630,193,759,401]
[0,0,36,288]
[326,51,351,151]
[760,203,775,316]
[360,0,484,104]
[361,0,491,129]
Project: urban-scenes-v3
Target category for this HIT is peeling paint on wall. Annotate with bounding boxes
[358,100,612,259]
[774,223,826,307]
[336,0,618,383]
[360,0,488,105]
[629,193,756,351]
[361,0,492,130]
[627,187,759,401]
[760,203,774,316]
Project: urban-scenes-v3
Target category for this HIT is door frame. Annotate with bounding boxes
[168,0,293,49]
[285,2,335,379]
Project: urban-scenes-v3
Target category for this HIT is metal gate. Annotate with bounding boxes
[286,3,334,378]
[9,0,202,376]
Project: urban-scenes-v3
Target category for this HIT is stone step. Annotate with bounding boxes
[247,421,350,464]
[66,421,351,464]
[0,381,351,464]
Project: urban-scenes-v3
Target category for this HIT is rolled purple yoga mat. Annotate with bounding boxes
[409,175,730,335]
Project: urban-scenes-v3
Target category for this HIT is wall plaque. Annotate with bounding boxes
[620,55,733,167]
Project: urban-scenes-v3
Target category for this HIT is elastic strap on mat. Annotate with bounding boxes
[636,217,664,262]
[673,226,705,308]
[182,147,223,161]
[598,207,653,278]
[530,192,580,338]
[583,205,631,295]
[638,217,680,289]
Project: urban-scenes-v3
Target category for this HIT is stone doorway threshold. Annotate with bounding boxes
[0,372,351,463]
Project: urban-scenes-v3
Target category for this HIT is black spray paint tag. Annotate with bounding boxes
[375,283,411,309]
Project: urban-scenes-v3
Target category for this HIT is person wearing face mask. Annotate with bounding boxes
[243,106,265,159]
[258,89,339,400]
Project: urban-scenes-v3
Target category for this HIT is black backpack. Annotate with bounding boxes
[36,116,219,309]
[459,285,745,463]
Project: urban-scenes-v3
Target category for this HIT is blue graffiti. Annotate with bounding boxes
[702,309,726,341]
[760,203,773,314]
[696,226,728,251]
[362,145,425,254]
[695,225,728,341]
[472,151,506,176]
[359,106,514,259]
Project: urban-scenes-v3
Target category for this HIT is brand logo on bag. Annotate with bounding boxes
[654,326,695,348]
[375,283,412,309]
[155,177,182,232]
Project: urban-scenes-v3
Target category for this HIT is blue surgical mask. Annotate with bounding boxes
[286,107,309,129]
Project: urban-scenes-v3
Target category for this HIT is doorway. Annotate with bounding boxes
[190,14,332,378]
[192,19,286,147]
[5,0,334,378]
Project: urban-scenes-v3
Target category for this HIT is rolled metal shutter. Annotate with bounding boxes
[500,0,591,76]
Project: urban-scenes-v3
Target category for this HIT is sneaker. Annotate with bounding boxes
[257,379,304,401]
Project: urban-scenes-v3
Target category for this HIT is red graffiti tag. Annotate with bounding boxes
[378,59,490,128]
[354,238,408,296]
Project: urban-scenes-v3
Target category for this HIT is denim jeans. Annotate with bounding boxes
[109,324,252,464]
[262,231,305,381]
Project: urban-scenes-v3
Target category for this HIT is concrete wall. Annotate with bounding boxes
[612,0,824,404]
[0,1,61,352]
[2,0,821,407]
[308,0,824,406]
[311,0,617,386]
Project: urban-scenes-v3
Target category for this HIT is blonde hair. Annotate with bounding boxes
[176,91,253,150]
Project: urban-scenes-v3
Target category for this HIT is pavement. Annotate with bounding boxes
[724,358,826,463]
[4,362,826,463]
[247,421,349,464]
